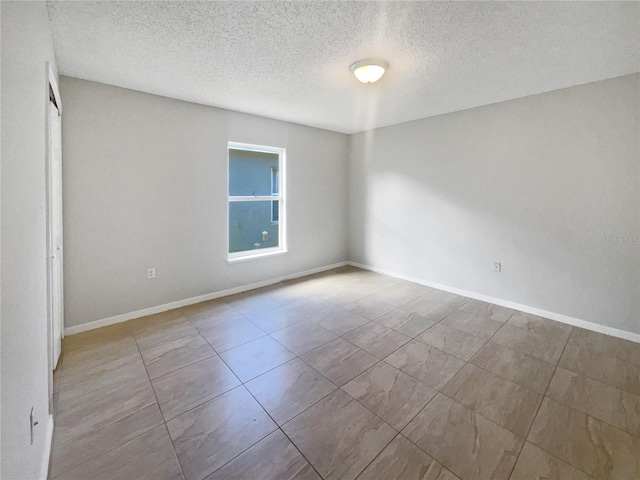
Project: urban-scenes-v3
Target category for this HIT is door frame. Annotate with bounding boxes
[45,62,63,415]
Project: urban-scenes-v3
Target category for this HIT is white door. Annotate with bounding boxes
[48,94,63,369]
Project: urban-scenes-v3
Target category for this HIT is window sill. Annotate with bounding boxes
[227,248,288,264]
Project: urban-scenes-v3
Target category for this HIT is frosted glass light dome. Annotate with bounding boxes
[350,59,389,84]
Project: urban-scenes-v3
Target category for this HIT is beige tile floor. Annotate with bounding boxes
[50,266,640,480]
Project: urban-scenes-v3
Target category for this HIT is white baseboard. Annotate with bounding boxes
[349,261,640,344]
[40,414,54,480]
[65,259,640,344]
[65,262,348,336]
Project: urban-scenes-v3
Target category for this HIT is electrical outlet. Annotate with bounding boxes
[147,268,156,279]
[493,262,501,273]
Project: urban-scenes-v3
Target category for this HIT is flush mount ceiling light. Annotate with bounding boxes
[350,59,389,84]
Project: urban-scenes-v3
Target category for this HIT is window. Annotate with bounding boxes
[228,142,286,261]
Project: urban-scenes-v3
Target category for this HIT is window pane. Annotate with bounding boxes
[229,201,279,253]
[229,149,279,196]
[271,167,279,195]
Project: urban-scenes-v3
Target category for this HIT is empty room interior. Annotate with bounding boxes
[2,1,640,479]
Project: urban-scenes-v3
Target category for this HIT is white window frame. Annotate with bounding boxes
[227,142,287,263]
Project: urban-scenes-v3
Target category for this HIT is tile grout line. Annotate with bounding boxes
[380,308,520,479]
[149,303,320,478]
[241,386,326,480]
[189,306,271,355]
[208,337,330,479]
[56,327,189,479]
[132,325,189,480]
[504,325,575,480]
[351,303,511,396]
[212,329,406,480]
[333,358,445,441]
[542,377,640,438]
[55,270,637,479]
[169,299,356,431]
[141,321,217,366]
[540,337,640,397]
[517,329,640,476]
[381,392,451,474]
[268,357,407,479]
[49,276,398,477]
[353,432,403,480]
[338,328,413,363]
[336,301,518,477]
[193,343,292,478]
[136,296,525,479]
[464,359,549,395]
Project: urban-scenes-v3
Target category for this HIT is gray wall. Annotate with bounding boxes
[60,77,349,328]
[349,74,640,335]
[1,2,58,478]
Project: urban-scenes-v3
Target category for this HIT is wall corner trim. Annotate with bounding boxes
[64,261,348,336]
[348,261,640,344]
[40,415,54,480]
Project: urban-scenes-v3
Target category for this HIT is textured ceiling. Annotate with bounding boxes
[47,1,639,134]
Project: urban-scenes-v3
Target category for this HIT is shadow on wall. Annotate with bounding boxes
[352,76,640,331]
